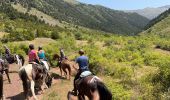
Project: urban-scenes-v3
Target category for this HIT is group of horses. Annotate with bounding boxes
[0,54,25,99]
[0,53,112,100]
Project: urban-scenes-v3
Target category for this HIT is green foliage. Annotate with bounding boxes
[51,31,61,39]
[105,77,132,100]
[156,40,170,51]
[74,32,83,40]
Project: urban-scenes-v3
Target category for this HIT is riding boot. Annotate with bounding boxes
[72,79,78,96]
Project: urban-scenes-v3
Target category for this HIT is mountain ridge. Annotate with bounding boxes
[5,0,149,35]
[125,5,170,19]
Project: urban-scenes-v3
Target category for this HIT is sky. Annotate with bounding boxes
[78,0,170,10]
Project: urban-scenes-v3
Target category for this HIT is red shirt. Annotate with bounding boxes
[28,50,37,62]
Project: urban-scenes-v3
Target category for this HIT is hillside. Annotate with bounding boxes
[1,0,170,100]
[6,0,149,35]
[125,5,170,19]
[143,8,170,37]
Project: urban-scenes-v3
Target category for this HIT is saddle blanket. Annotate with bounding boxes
[80,71,92,78]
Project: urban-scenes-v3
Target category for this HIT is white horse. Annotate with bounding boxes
[18,63,52,100]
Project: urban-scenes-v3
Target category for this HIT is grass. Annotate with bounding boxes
[11,38,56,48]
[0,32,9,38]
[12,4,62,26]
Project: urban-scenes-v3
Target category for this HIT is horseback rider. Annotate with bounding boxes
[28,44,40,64]
[28,44,47,79]
[60,48,66,61]
[4,45,11,59]
[72,49,90,95]
[38,46,47,61]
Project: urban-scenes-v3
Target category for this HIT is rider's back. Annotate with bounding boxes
[76,55,89,70]
[38,50,45,59]
[28,50,37,62]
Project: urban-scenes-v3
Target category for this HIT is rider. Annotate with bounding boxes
[28,44,40,64]
[59,48,66,61]
[4,45,11,59]
[72,49,89,95]
[38,46,46,61]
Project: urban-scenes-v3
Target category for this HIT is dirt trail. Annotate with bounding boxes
[3,63,77,100]
[154,48,170,55]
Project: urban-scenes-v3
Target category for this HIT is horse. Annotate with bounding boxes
[68,72,112,100]
[5,54,25,68]
[53,54,77,80]
[0,59,11,83]
[0,58,11,100]
[18,63,52,100]
[0,59,4,100]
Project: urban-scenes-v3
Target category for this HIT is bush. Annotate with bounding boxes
[51,31,61,39]
[75,32,83,40]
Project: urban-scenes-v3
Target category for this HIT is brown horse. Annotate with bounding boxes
[53,54,77,80]
[68,75,112,100]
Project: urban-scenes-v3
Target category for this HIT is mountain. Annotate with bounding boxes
[4,0,149,35]
[125,5,170,19]
[142,8,170,38]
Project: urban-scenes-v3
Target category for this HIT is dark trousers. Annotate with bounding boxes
[73,69,88,92]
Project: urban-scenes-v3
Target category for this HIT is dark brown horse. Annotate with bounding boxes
[0,59,11,83]
[0,58,11,100]
[68,75,112,100]
[0,59,4,100]
[5,54,25,68]
[53,54,77,80]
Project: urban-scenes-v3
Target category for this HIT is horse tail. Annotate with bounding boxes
[96,81,112,100]
[19,55,25,66]
[19,68,28,99]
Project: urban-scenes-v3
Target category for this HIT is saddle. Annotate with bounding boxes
[75,71,92,87]
[80,71,92,78]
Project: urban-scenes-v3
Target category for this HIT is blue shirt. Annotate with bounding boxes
[76,55,89,70]
[38,50,45,59]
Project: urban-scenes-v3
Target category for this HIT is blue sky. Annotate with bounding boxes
[78,0,170,10]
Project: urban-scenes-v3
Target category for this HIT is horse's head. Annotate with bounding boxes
[13,54,24,67]
[53,54,60,60]
[45,73,53,88]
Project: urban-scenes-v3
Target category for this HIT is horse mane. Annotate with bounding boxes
[18,54,25,66]
[96,81,112,100]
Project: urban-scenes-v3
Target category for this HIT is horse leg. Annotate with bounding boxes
[0,74,3,100]
[78,94,85,100]
[63,68,67,79]
[68,65,71,80]
[5,69,11,84]
[41,74,48,94]
[30,80,38,100]
[90,90,100,100]
[59,66,62,77]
